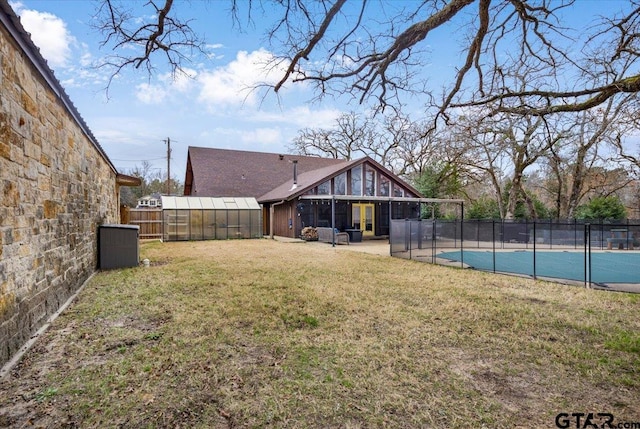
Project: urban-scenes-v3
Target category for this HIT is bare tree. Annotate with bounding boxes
[92,0,640,212]
[288,110,449,181]
[289,111,373,160]
[469,1,640,116]
[354,112,445,178]
[93,1,640,116]
[92,0,206,90]
[542,101,636,219]
[449,107,570,219]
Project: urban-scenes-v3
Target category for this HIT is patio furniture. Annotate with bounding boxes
[607,229,634,250]
[316,227,350,245]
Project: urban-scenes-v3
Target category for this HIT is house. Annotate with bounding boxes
[184,146,429,239]
[0,1,139,367]
[137,193,163,209]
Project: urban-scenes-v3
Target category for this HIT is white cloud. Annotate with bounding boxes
[136,83,168,104]
[249,106,342,128]
[79,43,93,67]
[239,127,283,145]
[197,49,292,108]
[135,69,197,104]
[164,68,198,92]
[13,3,75,69]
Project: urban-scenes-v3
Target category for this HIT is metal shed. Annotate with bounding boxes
[161,196,262,241]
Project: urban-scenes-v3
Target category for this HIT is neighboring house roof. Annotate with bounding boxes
[138,193,162,201]
[0,1,117,175]
[184,146,344,197]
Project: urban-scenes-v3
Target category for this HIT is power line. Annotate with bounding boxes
[110,157,166,162]
[115,166,163,171]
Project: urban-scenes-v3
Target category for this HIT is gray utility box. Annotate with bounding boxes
[345,229,363,243]
[99,224,140,269]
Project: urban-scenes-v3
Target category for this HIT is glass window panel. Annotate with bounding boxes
[203,211,216,239]
[365,167,375,196]
[334,172,346,195]
[215,210,228,240]
[190,209,203,240]
[393,183,404,197]
[175,210,189,240]
[227,210,240,239]
[239,211,250,238]
[379,175,390,197]
[350,166,362,196]
[365,205,373,231]
[250,211,262,238]
[353,205,361,229]
[163,209,177,241]
[317,180,331,195]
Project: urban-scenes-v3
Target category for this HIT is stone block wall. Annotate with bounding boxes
[0,17,118,366]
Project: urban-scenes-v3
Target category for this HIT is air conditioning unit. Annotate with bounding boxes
[98,224,140,269]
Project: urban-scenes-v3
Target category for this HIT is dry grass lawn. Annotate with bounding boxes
[1,239,639,428]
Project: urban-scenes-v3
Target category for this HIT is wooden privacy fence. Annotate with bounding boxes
[121,207,163,239]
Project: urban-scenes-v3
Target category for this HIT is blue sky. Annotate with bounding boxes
[11,0,633,183]
[13,0,350,181]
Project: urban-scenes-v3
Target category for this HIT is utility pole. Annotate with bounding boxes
[165,137,171,195]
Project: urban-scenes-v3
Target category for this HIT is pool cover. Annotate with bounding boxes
[437,250,640,284]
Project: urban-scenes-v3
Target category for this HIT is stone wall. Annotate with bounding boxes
[0,16,118,366]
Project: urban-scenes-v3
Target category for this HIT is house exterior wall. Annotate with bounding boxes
[271,202,297,238]
[0,21,118,366]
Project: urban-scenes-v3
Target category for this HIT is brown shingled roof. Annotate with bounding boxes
[185,146,345,197]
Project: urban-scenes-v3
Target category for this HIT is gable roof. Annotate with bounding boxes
[185,146,345,197]
[258,159,358,202]
[258,156,424,203]
[185,146,425,204]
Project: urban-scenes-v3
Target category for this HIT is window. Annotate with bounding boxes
[379,175,390,196]
[350,166,362,196]
[334,172,346,195]
[317,180,331,195]
[393,183,404,197]
[364,167,375,196]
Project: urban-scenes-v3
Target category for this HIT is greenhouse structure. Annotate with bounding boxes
[161,196,262,241]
